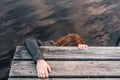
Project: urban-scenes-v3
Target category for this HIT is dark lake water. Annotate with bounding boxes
[0,0,120,79]
[0,0,120,63]
[0,0,120,62]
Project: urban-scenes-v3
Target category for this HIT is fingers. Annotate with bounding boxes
[41,70,45,78]
[45,69,49,78]
[47,65,51,73]
[37,68,49,78]
[36,60,51,78]
[78,44,88,49]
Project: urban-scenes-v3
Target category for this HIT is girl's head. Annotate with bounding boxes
[55,33,85,46]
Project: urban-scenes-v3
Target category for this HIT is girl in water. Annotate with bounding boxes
[25,33,88,78]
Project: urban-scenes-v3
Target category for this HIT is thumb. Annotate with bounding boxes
[47,65,51,72]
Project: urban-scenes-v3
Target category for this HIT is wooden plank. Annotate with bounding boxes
[14,46,120,60]
[9,61,120,77]
[8,78,120,80]
[10,46,120,79]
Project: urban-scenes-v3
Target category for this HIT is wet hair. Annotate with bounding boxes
[55,33,85,46]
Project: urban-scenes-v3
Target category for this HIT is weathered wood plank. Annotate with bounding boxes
[10,61,120,77]
[9,46,120,79]
[8,78,120,80]
[14,46,120,60]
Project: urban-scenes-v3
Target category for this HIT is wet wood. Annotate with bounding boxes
[9,46,120,80]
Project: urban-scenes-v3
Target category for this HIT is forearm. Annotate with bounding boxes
[24,37,44,61]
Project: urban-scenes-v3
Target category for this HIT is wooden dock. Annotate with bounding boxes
[9,46,120,80]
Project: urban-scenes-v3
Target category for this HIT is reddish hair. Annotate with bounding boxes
[55,33,85,46]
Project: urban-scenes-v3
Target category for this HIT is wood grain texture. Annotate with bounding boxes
[10,61,120,76]
[9,46,120,79]
[14,46,120,60]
